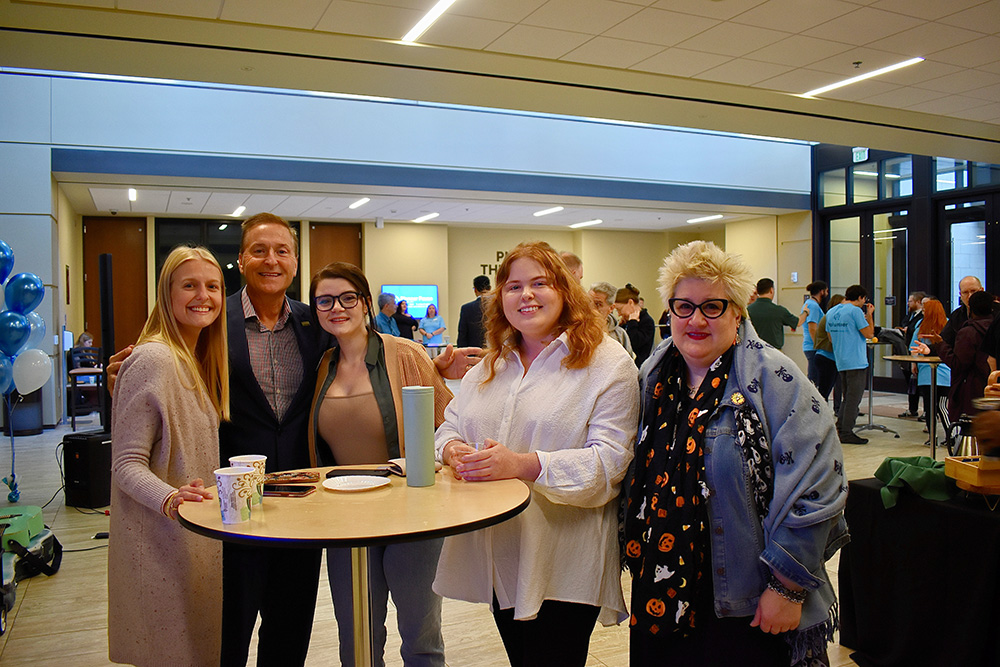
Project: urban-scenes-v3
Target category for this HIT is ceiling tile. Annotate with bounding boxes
[930,36,1000,68]
[273,196,327,218]
[422,15,514,50]
[855,86,946,107]
[744,35,853,67]
[877,59,963,85]
[807,46,915,76]
[696,59,793,86]
[675,22,790,58]
[938,1,1000,35]
[949,102,1000,123]
[451,0,549,23]
[967,82,1000,103]
[560,37,665,69]
[485,25,592,59]
[870,0,985,22]
[132,190,170,214]
[119,0,224,19]
[915,69,1000,95]
[168,191,212,214]
[27,0,113,6]
[802,7,924,46]
[203,192,251,216]
[90,188,130,212]
[906,95,993,115]
[521,0,643,35]
[630,48,732,78]
[731,0,857,33]
[820,78,900,101]
[243,194,290,212]
[980,61,1000,75]
[876,22,987,58]
[602,8,719,47]
[754,67,834,93]
[649,0,768,21]
[315,1,423,40]
[220,0,331,30]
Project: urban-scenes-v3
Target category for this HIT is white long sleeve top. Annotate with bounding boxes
[432,334,639,625]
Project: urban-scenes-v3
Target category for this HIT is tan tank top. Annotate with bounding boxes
[317,390,390,465]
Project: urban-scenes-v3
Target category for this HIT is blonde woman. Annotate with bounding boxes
[435,241,639,667]
[108,246,229,667]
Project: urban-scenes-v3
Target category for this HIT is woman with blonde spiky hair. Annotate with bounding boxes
[108,245,229,667]
[625,240,847,667]
[434,241,639,667]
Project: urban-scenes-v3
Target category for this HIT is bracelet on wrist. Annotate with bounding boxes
[767,574,807,604]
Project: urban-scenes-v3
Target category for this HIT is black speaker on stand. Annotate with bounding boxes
[63,253,114,508]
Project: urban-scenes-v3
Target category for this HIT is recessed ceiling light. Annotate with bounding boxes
[686,214,723,224]
[569,219,602,229]
[854,171,879,177]
[226,263,234,269]
[231,206,246,217]
[402,0,457,43]
[533,206,564,217]
[799,57,924,98]
[127,188,137,202]
[218,224,228,230]
[413,213,439,223]
[349,197,371,209]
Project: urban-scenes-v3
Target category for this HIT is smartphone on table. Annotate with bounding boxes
[262,484,316,497]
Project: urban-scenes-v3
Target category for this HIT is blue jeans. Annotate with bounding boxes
[327,539,445,667]
[804,350,818,387]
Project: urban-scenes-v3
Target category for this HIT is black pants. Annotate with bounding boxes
[220,543,322,667]
[491,593,600,667]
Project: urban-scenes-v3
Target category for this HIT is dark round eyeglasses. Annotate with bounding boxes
[315,292,360,311]
[668,298,729,319]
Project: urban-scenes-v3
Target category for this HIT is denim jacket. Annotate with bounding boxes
[635,319,849,645]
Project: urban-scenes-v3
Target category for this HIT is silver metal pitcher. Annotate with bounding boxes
[949,414,979,458]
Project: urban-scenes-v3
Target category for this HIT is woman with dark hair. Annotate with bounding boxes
[909,298,951,434]
[812,294,845,408]
[307,262,453,666]
[625,241,846,667]
[615,283,656,367]
[392,299,419,340]
[434,241,639,667]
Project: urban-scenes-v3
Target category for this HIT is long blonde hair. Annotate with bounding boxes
[136,246,230,421]
[481,241,604,383]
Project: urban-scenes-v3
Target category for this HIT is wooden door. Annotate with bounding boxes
[309,223,362,273]
[83,216,148,353]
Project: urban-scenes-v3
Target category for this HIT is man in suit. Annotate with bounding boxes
[456,274,490,348]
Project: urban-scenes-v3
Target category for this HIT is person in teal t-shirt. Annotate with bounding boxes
[798,280,828,387]
[825,284,875,445]
[418,304,446,346]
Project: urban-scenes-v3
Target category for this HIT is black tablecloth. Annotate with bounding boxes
[839,478,1000,667]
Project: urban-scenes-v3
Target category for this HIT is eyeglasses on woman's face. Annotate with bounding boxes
[315,291,360,311]
[668,297,729,320]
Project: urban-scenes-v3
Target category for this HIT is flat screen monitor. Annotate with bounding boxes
[380,284,439,318]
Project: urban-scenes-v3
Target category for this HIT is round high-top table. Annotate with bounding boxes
[884,354,943,458]
[178,466,531,667]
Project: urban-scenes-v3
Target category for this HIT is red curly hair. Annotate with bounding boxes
[481,241,604,384]
[919,299,948,337]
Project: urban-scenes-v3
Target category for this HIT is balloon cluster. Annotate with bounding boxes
[0,241,51,397]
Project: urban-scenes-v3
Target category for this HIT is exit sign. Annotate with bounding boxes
[852,147,869,163]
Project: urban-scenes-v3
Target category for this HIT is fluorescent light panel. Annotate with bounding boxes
[402,0,457,43]
[218,224,228,231]
[413,213,439,223]
[533,206,564,217]
[687,214,723,224]
[231,206,246,217]
[800,58,924,98]
[569,219,602,229]
[127,188,137,201]
[349,197,370,209]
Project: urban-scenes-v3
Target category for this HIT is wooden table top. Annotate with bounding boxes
[178,466,531,548]
[883,355,942,363]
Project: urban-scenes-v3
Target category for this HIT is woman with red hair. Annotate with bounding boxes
[910,298,951,437]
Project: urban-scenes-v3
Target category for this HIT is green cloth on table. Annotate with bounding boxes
[873,456,956,509]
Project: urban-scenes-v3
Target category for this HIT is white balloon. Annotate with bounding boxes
[13,348,52,395]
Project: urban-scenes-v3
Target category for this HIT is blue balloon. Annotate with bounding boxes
[0,241,13,286]
[0,312,30,357]
[4,273,44,315]
[19,312,46,355]
[0,356,11,395]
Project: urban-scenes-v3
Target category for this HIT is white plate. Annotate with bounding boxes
[322,475,392,493]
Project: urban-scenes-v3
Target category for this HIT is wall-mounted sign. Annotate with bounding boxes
[884,295,897,306]
[852,147,869,163]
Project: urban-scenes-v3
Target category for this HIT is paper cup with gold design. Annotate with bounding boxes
[228,454,267,506]
[214,466,254,524]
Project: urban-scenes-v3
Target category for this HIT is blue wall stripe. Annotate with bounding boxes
[51,148,810,210]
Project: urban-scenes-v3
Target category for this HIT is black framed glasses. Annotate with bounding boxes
[668,298,729,319]
[315,292,360,311]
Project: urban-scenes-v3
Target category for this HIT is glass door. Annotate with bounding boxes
[938,194,998,312]
[872,209,908,380]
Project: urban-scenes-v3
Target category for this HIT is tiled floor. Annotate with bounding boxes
[0,394,937,666]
